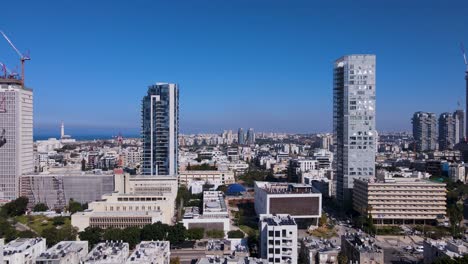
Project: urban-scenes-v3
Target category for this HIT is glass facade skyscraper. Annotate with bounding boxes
[141,83,179,176]
[333,55,376,204]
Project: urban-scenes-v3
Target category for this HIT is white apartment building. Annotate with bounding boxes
[126,241,170,264]
[178,170,235,187]
[122,148,142,168]
[254,182,322,227]
[353,177,446,225]
[0,79,34,201]
[36,241,89,264]
[182,191,230,233]
[3,238,46,264]
[72,175,177,231]
[36,138,62,153]
[259,214,298,264]
[84,241,129,264]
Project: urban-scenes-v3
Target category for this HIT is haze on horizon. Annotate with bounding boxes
[2,0,468,136]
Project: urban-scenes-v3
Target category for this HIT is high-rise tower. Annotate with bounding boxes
[0,78,33,200]
[454,109,465,143]
[333,54,376,203]
[141,83,179,176]
[438,112,456,151]
[246,128,255,145]
[412,112,438,152]
[238,128,245,145]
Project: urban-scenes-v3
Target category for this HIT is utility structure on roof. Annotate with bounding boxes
[0,30,30,87]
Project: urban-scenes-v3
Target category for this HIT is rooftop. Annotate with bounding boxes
[197,256,267,264]
[37,241,87,260]
[84,241,129,263]
[3,238,45,256]
[260,214,296,226]
[126,241,170,263]
[255,181,320,194]
[342,232,383,253]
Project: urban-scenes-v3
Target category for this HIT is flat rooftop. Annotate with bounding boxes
[37,241,87,260]
[256,181,320,194]
[84,241,129,263]
[3,238,44,255]
[127,241,170,263]
[261,214,297,226]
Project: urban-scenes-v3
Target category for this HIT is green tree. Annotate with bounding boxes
[141,222,169,241]
[79,227,104,249]
[227,230,244,238]
[122,227,141,248]
[0,218,17,242]
[42,225,78,247]
[17,230,37,238]
[319,213,327,227]
[52,216,66,226]
[68,199,83,214]
[167,223,187,245]
[448,203,463,237]
[103,228,124,241]
[33,203,49,212]
[1,197,29,217]
[186,228,204,240]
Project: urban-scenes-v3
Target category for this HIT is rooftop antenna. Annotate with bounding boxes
[0,30,30,87]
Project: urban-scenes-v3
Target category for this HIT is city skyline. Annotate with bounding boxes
[2,1,468,136]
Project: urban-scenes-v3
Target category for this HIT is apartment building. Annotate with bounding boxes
[259,214,298,264]
[36,241,88,264]
[353,177,446,225]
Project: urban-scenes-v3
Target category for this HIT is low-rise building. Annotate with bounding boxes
[448,163,466,183]
[341,232,384,264]
[36,241,88,264]
[196,257,267,264]
[254,181,322,227]
[353,177,446,225]
[72,175,177,231]
[3,238,47,264]
[179,170,235,187]
[423,239,468,264]
[300,237,339,264]
[182,191,230,233]
[126,241,170,264]
[259,214,298,264]
[84,241,129,264]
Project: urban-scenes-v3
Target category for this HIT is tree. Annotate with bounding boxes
[52,216,66,226]
[0,218,17,242]
[79,227,103,249]
[33,203,49,212]
[68,199,83,214]
[42,225,77,247]
[141,222,169,241]
[227,230,244,239]
[17,230,37,238]
[319,213,327,227]
[186,228,204,240]
[167,223,187,245]
[448,203,463,237]
[122,227,141,248]
[103,228,124,242]
[1,197,29,217]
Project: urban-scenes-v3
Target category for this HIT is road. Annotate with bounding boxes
[171,249,206,264]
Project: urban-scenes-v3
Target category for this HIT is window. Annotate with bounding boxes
[275,248,280,254]
[269,231,274,236]
[275,231,280,237]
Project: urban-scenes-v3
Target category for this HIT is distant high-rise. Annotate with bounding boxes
[141,83,179,176]
[0,79,33,200]
[237,128,245,145]
[412,112,437,152]
[453,109,465,143]
[246,128,255,145]
[333,54,376,203]
[438,113,456,151]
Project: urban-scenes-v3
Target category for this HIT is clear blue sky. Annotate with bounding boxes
[2,0,468,137]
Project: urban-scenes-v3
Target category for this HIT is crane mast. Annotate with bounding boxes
[0,30,30,87]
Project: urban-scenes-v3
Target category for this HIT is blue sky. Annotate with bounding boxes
[2,0,468,136]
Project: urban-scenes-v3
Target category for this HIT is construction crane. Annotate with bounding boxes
[0,30,30,86]
[0,62,7,78]
[462,42,468,71]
